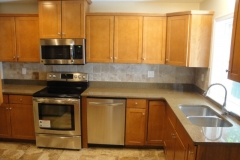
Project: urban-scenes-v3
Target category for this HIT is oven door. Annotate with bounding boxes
[32,97,80,135]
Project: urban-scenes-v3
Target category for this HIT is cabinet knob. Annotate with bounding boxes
[142,113,145,116]
[13,56,16,59]
[17,56,19,60]
[135,102,138,105]
[58,32,61,36]
[9,108,12,110]
[6,108,8,110]
[110,57,113,60]
[143,58,146,60]
[62,32,65,35]
[20,99,22,101]
[166,59,169,61]
[114,57,117,60]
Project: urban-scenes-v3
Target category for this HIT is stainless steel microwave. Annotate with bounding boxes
[40,39,86,65]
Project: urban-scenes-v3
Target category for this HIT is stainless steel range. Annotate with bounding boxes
[32,72,88,150]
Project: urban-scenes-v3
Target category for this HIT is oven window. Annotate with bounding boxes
[41,46,70,59]
[38,103,74,130]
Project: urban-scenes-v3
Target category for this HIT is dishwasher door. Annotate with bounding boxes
[87,98,126,145]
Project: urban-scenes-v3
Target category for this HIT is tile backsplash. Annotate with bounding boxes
[2,62,196,84]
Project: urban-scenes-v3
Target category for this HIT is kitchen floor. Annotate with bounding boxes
[0,141,166,160]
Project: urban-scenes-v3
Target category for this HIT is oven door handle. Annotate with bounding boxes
[33,98,79,104]
[70,44,74,63]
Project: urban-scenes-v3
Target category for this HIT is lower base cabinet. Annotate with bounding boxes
[125,99,165,146]
[0,94,35,140]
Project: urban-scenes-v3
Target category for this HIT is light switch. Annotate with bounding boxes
[22,68,26,74]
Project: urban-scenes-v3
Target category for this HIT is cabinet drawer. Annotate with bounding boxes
[9,95,32,104]
[127,99,146,108]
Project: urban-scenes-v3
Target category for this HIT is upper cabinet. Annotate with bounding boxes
[0,15,39,62]
[166,11,214,67]
[38,0,90,39]
[86,13,166,64]
[228,0,240,82]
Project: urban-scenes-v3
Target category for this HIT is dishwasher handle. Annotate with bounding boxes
[88,102,124,106]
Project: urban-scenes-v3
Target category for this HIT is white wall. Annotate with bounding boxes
[89,2,199,13]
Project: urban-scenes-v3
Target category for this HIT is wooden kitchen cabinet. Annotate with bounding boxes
[114,16,143,63]
[39,0,89,38]
[125,99,146,146]
[86,13,166,64]
[0,95,11,138]
[164,104,195,160]
[0,95,35,140]
[228,0,240,82]
[0,15,39,62]
[146,101,165,145]
[86,15,114,62]
[125,99,166,146]
[166,11,214,67]
[143,16,166,64]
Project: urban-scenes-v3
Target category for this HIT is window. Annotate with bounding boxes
[208,15,240,116]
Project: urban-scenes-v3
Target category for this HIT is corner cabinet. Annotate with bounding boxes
[39,0,90,38]
[125,99,165,146]
[228,0,240,82]
[164,104,196,160]
[166,11,214,67]
[86,13,166,64]
[0,15,39,62]
[0,95,35,140]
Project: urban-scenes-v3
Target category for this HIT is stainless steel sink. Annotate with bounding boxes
[187,116,233,127]
[179,105,232,127]
[179,105,219,117]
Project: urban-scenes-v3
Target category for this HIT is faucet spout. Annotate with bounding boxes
[203,83,228,115]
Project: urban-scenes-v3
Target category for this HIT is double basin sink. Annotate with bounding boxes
[178,105,232,127]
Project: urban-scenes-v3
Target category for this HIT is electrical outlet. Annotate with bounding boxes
[148,71,154,78]
[22,68,26,75]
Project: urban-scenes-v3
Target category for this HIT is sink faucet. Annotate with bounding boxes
[203,83,229,115]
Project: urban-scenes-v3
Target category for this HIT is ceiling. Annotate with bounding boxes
[0,0,205,3]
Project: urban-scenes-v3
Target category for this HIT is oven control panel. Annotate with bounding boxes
[47,72,88,82]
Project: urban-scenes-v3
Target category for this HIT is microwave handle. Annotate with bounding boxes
[70,46,74,63]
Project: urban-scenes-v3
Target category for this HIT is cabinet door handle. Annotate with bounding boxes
[226,70,231,72]
[189,151,194,155]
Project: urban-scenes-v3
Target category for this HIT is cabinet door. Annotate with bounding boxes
[86,16,114,62]
[174,134,187,160]
[164,118,176,160]
[143,16,166,64]
[0,17,16,62]
[125,108,146,146]
[146,101,165,145]
[228,0,240,82]
[15,17,40,62]
[0,104,11,138]
[39,1,61,38]
[114,16,142,63]
[62,0,85,38]
[10,104,35,140]
[166,15,189,66]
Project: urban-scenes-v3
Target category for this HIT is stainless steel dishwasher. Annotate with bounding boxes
[87,98,126,145]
